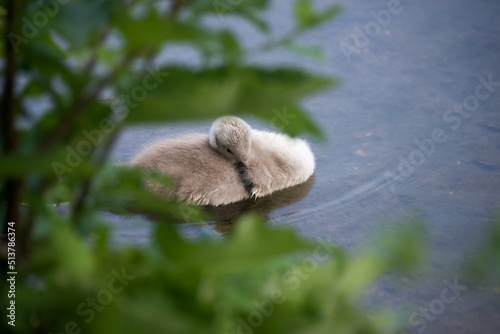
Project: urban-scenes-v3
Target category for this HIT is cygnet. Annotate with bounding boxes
[130,116,315,206]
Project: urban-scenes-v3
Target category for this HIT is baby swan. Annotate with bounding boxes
[130,116,315,206]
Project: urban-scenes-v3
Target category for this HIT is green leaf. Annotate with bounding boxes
[155,223,192,261]
[0,150,68,178]
[22,79,46,96]
[294,0,342,29]
[44,182,73,204]
[371,222,427,271]
[226,214,316,264]
[338,223,427,297]
[154,213,315,274]
[123,66,335,138]
[113,8,241,58]
[50,0,113,50]
[337,255,385,296]
[283,40,325,61]
[464,217,500,282]
[295,0,315,28]
[48,214,96,282]
[318,5,343,25]
[91,164,206,222]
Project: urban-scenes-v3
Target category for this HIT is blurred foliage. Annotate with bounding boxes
[8,214,426,334]
[2,0,488,333]
[464,215,500,283]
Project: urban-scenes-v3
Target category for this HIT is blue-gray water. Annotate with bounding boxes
[109,0,500,332]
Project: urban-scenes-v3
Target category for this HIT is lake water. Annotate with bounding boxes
[109,0,500,333]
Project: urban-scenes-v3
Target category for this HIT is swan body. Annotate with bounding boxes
[130,117,315,206]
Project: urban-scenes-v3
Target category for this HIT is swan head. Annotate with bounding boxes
[209,116,252,163]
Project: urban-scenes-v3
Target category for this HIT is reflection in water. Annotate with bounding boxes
[204,174,315,234]
[140,174,315,235]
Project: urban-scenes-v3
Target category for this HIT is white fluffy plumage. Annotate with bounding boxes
[130,116,315,206]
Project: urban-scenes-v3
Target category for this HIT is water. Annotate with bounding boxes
[109,0,500,332]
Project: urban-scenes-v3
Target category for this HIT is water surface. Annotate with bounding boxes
[110,1,500,332]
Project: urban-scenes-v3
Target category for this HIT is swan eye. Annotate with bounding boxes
[226,148,233,154]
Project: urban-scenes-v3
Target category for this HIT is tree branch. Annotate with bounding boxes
[1,0,24,264]
[71,127,120,226]
[1,0,18,155]
[39,55,134,152]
